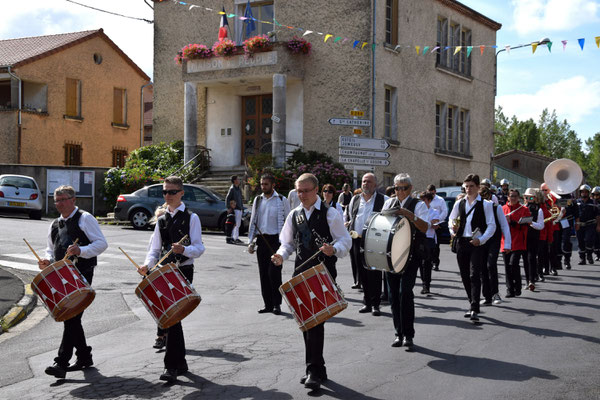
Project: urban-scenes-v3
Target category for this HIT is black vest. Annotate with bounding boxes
[51,210,96,271]
[291,205,337,279]
[158,208,192,264]
[490,204,502,240]
[393,196,426,257]
[340,192,352,207]
[350,193,385,228]
[457,198,487,238]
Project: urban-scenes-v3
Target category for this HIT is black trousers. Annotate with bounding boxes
[352,239,382,307]
[561,224,574,262]
[550,229,562,269]
[419,238,436,288]
[482,235,501,302]
[55,267,94,367]
[577,225,596,259]
[164,265,194,370]
[387,258,419,339]
[349,238,362,286]
[456,238,485,313]
[505,251,524,295]
[256,234,282,310]
[523,232,539,283]
[303,322,326,379]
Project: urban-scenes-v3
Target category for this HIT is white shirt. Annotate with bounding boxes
[530,208,545,231]
[494,204,512,250]
[430,194,448,221]
[44,206,108,261]
[425,207,441,240]
[277,197,352,261]
[325,200,344,218]
[248,190,291,241]
[449,195,496,245]
[346,193,389,232]
[288,189,301,210]
[144,202,205,267]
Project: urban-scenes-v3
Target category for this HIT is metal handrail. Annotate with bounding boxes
[173,146,211,177]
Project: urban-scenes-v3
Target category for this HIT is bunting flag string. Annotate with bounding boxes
[161,0,600,58]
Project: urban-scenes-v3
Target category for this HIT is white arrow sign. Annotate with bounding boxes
[339,136,390,150]
[339,148,390,158]
[329,118,371,127]
[339,156,390,166]
[344,164,374,171]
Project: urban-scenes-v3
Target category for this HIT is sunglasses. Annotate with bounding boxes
[322,190,335,194]
[163,189,182,196]
[526,196,535,200]
[394,185,410,191]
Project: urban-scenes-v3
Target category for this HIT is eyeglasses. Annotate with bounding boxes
[322,190,335,194]
[163,189,182,196]
[394,185,410,191]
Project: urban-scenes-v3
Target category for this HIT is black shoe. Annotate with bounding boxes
[515,290,522,296]
[463,311,471,318]
[272,306,281,315]
[159,369,177,383]
[304,373,322,390]
[433,266,439,271]
[67,356,93,371]
[505,292,515,298]
[552,269,558,276]
[351,283,362,289]
[258,307,273,314]
[226,239,234,244]
[565,262,571,270]
[587,256,594,264]
[153,336,167,349]
[469,311,479,321]
[402,337,415,351]
[380,295,389,302]
[177,362,189,375]
[45,363,67,379]
[372,307,381,316]
[421,287,430,295]
[578,259,586,265]
[359,305,372,313]
[235,239,244,244]
[391,336,403,347]
[300,373,327,384]
[596,255,600,261]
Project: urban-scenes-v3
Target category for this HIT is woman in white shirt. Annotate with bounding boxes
[321,183,344,217]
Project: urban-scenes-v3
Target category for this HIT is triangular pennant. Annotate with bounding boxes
[303,30,313,37]
[479,45,485,55]
[189,5,199,10]
[324,34,333,42]
[342,38,349,44]
[562,40,567,51]
[466,46,473,57]
[578,38,585,50]
[273,18,282,27]
[531,42,538,54]
[334,36,342,43]
[423,46,430,55]
[227,14,236,18]
[353,40,360,48]
[394,44,402,51]
[416,45,421,54]
[218,11,226,15]
[453,46,461,55]
[431,46,440,53]
[444,46,450,52]
[547,41,552,52]
[596,36,600,48]
[361,42,368,49]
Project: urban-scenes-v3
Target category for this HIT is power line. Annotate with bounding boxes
[65,0,153,24]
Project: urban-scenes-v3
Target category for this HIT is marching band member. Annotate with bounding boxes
[138,176,205,383]
[592,186,600,261]
[322,183,344,217]
[271,173,351,391]
[427,185,448,271]
[576,185,600,265]
[39,185,108,379]
[247,173,290,315]
[540,183,560,276]
[418,191,439,295]
[523,189,545,290]
[558,193,579,269]
[449,174,496,321]
[497,179,510,206]
[502,189,531,297]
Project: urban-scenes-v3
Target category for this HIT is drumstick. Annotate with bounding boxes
[293,239,338,273]
[153,234,189,270]
[62,238,79,261]
[23,238,42,262]
[118,247,141,270]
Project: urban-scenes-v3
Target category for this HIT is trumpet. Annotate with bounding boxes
[543,195,562,223]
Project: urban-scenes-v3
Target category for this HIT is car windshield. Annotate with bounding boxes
[0,177,36,189]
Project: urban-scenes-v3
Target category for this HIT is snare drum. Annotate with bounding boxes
[361,212,413,274]
[279,263,347,332]
[135,263,201,329]
[32,259,95,322]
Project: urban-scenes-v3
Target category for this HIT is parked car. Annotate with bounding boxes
[435,186,463,198]
[0,174,43,220]
[436,196,457,245]
[113,183,250,233]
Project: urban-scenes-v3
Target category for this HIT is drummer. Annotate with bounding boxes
[138,175,205,383]
[38,185,108,380]
[382,174,428,351]
[271,173,351,391]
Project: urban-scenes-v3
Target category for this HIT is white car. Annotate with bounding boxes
[0,174,43,219]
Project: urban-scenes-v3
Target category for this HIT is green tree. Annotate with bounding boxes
[582,133,600,186]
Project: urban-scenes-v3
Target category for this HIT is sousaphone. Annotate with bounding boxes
[543,158,583,195]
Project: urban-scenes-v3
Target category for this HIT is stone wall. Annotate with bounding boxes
[0,112,18,163]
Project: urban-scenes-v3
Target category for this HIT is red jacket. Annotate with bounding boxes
[502,203,531,251]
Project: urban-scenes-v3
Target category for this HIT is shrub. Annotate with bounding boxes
[243,34,272,57]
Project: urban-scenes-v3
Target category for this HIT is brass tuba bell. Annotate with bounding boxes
[543,158,583,195]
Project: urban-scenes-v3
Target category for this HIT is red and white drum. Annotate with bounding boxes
[32,259,95,322]
[279,263,347,332]
[135,263,201,329]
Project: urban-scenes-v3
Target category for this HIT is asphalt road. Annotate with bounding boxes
[0,215,599,399]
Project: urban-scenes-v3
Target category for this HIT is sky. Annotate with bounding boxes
[2,0,599,145]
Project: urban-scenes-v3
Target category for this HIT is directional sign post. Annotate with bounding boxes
[329,118,371,127]
[339,156,390,166]
[339,136,390,150]
[339,149,390,158]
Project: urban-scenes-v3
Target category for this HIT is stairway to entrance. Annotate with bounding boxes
[195,166,247,197]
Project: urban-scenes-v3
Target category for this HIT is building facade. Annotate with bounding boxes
[0,29,151,167]
[153,0,500,189]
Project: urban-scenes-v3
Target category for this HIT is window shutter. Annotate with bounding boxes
[113,88,123,124]
[66,79,77,116]
[440,103,447,151]
[465,110,471,155]
[391,87,398,141]
[466,30,472,76]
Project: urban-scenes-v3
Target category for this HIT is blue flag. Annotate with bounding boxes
[244,0,256,37]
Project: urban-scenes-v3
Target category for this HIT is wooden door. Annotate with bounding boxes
[241,94,273,163]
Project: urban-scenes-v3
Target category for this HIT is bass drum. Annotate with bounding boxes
[360,212,413,274]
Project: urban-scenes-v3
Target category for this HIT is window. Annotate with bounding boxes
[236,1,274,43]
[436,17,472,77]
[436,17,448,67]
[460,28,472,75]
[112,148,128,167]
[148,185,163,198]
[113,88,127,126]
[512,159,520,169]
[435,101,470,157]
[384,85,398,141]
[65,78,81,118]
[385,0,398,46]
[64,143,82,166]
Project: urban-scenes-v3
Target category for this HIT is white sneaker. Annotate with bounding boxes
[492,293,502,305]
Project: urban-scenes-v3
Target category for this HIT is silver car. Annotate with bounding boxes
[113,183,250,232]
[0,174,43,219]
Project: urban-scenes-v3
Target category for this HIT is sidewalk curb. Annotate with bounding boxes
[0,284,38,334]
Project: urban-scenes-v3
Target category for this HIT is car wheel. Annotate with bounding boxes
[29,210,42,220]
[130,209,151,230]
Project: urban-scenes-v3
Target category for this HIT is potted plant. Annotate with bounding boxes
[174,44,213,65]
[287,36,312,55]
[243,34,273,57]
[212,38,237,57]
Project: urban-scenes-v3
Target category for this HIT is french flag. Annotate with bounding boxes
[218,7,229,41]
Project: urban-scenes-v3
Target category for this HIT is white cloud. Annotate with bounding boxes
[1,1,154,78]
[512,0,600,35]
[497,76,600,126]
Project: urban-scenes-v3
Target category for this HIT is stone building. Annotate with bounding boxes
[0,29,150,167]
[493,149,555,190]
[153,0,500,190]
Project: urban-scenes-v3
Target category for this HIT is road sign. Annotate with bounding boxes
[350,110,365,117]
[339,149,390,158]
[329,118,371,127]
[339,136,390,150]
[339,156,390,166]
[352,128,363,135]
[344,164,374,171]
